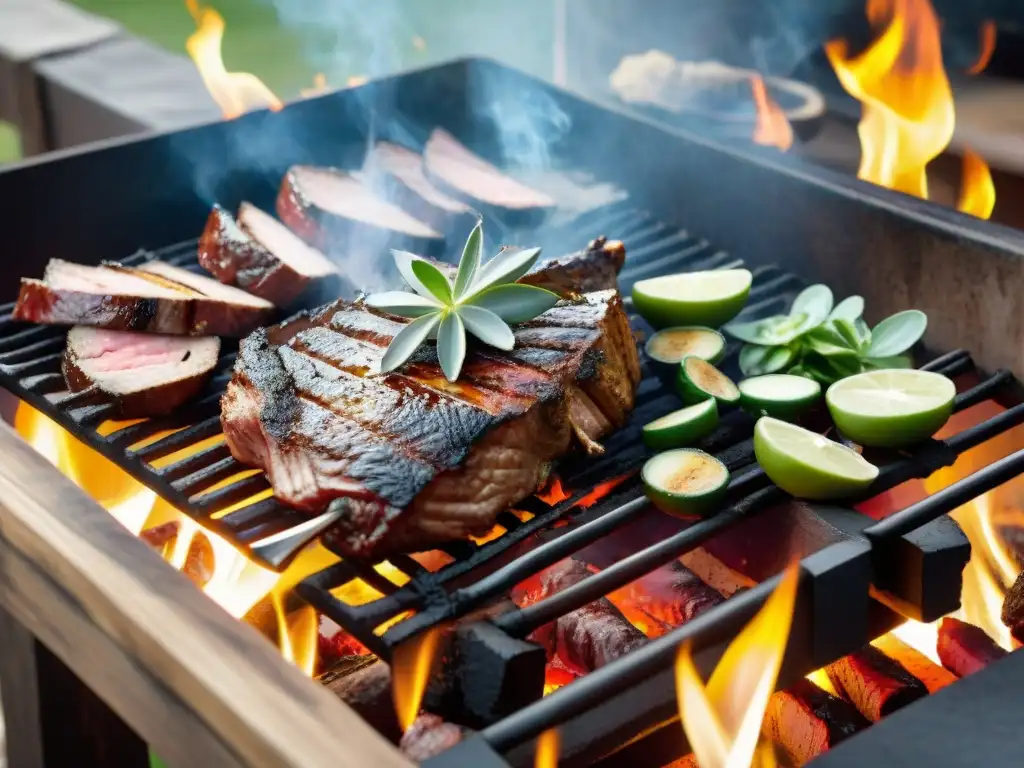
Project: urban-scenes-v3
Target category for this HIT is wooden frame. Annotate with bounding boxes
[0,421,412,768]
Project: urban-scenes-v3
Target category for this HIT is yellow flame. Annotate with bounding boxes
[804,668,839,696]
[750,76,794,151]
[535,729,560,768]
[676,564,800,768]
[185,0,283,119]
[957,148,996,220]
[274,596,319,677]
[392,626,445,732]
[826,0,954,200]
[889,619,941,665]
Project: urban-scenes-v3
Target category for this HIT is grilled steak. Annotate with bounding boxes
[137,261,275,336]
[14,259,273,336]
[424,129,556,227]
[428,236,625,297]
[14,259,196,333]
[221,290,639,556]
[361,142,478,237]
[63,326,219,417]
[198,203,339,306]
[277,165,444,258]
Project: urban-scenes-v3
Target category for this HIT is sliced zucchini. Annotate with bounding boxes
[642,399,719,451]
[645,326,726,366]
[738,374,821,420]
[677,356,741,406]
[642,448,730,518]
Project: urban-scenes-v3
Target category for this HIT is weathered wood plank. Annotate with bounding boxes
[0,421,410,768]
[0,604,45,768]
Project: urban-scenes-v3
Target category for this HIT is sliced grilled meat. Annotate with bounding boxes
[137,261,275,336]
[361,141,478,237]
[763,678,868,765]
[400,714,466,762]
[277,165,444,257]
[221,290,639,557]
[937,617,1008,677]
[625,561,725,627]
[14,259,196,333]
[826,645,928,721]
[423,128,556,226]
[512,559,647,674]
[198,203,338,305]
[63,327,219,417]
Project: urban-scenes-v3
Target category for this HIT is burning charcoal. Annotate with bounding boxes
[276,165,444,257]
[63,327,220,418]
[625,561,725,627]
[139,522,215,590]
[317,616,370,669]
[320,657,402,742]
[514,559,647,674]
[763,678,869,765]
[1001,570,1024,645]
[399,713,466,762]
[872,634,956,694]
[198,203,339,306]
[423,128,556,227]
[666,755,700,768]
[825,645,928,721]
[361,142,479,237]
[937,617,1008,677]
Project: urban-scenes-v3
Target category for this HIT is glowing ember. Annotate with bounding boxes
[537,475,571,505]
[889,619,941,665]
[676,564,800,768]
[967,20,997,75]
[535,728,560,768]
[392,626,445,731]
[750,76,794,151]
[826,0,996,217]
[185,0,283,119]
[575,474,632,508]
[957,149,996,221]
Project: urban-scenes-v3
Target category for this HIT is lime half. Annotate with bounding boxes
[826,369,956,447]
[642,448,730,518]
[643,399,719,451]
[754,417,879,500]
[677,356,741,406]
[632,269,753,329]
[739,374,821,420]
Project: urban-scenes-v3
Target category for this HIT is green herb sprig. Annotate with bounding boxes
[365,222,559,382]
[724,285,928,385]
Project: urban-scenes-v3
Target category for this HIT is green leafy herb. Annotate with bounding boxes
[724,286,928,385]
[365,222,559,381]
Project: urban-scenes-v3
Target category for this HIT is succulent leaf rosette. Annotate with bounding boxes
[365,222,559,381]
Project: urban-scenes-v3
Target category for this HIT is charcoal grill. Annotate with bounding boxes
[1,58,1024,768]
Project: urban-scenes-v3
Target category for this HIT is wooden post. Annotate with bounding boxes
[0,604,149,768]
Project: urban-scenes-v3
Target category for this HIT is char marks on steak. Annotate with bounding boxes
[63,326,219,417]
[277,165,444,257]
[198,203,338,306]
[361,141,478,236]
[221,288,639,557]
[14,258,274,336]
[424,128,556,226]
[513,559,647,674]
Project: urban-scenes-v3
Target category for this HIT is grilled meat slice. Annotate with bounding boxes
[277,165,444,258]
[423,128,556,226]
[63,327,219,417]
[361,142,478,236]
[763,678,868,765]
[137,261,275,336]
[221,291,638,556]
[826,645,928,721]
[198,203,339,306]
[400,714,465,761]
[14,259,196,333]
[937,617,1008,677]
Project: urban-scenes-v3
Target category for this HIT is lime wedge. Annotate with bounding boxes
[754,417,879,500]
[739,374,821,420]
[642,448,730,517]
[632,269,753,329]
[826,369,956,447]
[643,399,719,451]
[677,356,741,406]
[645,326,726,366]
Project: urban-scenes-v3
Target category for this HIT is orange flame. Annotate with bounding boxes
[826,0,996,217]
[535,728,560,768]
[185,0,283,119]
[392,626,445,731]
[957,148,996,220]
[538,476,571,506]
[676,564,800,768]
[275,597,319,678]
[750,76,794,151]
[967,20,997,75]
[575,474,632,508]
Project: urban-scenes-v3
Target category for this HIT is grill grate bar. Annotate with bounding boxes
[128,417,223,461]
